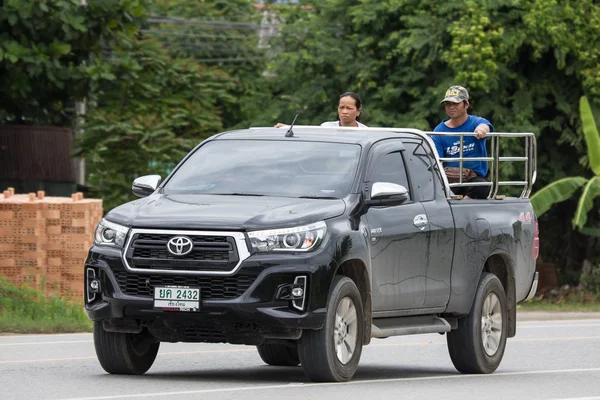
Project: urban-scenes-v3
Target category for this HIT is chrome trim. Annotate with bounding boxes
[413,214,428,230]
[246,126,537,199]
[86,267,96,303]
[121,228,251,276]
[166,236,194,256]
[292,275,307,311]
[132,175,161,198]
[524,271,539,301]
[371,182,408,199]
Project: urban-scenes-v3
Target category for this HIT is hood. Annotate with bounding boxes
[105,194,347,231]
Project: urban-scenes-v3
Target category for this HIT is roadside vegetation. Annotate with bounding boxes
[0,275,92,334]
[519,288,600,312]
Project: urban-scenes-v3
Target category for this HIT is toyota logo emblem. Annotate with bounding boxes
[167,236,193,256]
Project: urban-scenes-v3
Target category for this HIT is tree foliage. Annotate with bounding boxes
[531,97,600,232]
[77,0,267,210]
[77,35,236,210]
[145,0,271,128]
[0,0,145,125]
[256,0,600,269]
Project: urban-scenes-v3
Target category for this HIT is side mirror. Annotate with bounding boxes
[132,175,162,198]
[366,182,409,206]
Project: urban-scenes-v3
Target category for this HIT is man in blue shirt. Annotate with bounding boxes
[432,85,494,199]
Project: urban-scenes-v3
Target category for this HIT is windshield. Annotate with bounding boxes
[163,139,361,198]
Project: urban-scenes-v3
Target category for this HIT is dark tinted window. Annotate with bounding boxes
[370,152,411,198]
[163,140,361,199]
[403,140,435,201]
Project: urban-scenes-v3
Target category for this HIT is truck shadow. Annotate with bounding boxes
[116,365,458,384]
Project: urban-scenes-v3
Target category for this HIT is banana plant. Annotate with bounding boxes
[530,96,600,236]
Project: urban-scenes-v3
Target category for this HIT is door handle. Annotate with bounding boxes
[413,214,428,230]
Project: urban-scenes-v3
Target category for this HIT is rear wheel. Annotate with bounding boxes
[93,321,159,375]
[447,272,508,374]
[257,343,300,366]
[298,276,364,382]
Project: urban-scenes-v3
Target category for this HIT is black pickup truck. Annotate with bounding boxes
[84,126,539,382]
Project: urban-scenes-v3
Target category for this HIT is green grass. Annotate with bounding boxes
[517,288,600,312]
[0,275,92,334]
[518,299,600,312]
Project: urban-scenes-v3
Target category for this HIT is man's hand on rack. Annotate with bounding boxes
[474,124,490,139]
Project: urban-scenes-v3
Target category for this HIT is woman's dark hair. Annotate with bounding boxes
[339,91,362,110]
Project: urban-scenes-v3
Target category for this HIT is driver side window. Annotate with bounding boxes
[370,152,411,200]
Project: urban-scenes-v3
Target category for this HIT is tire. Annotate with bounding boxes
[93,321,160,375]
[447,272,508,374]
[298,276,364,382]
[257,343,300,366]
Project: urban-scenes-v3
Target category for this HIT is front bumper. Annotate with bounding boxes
[84,245,334,344]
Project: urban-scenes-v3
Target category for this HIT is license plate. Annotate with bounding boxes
[154,286,200,312]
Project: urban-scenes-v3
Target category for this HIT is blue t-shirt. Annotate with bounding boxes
[432,115,494,177]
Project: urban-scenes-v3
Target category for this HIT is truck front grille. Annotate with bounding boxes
[123,231,244,273]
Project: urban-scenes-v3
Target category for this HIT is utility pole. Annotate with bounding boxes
[74,0,87,188]
[73,99,87,186]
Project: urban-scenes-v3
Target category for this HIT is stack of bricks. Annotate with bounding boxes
[0,188,103,302]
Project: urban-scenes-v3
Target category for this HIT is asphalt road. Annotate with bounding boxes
[1,316,600,400]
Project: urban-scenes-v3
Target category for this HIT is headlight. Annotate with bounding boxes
[248,221,327,252]
[94,219,129,248]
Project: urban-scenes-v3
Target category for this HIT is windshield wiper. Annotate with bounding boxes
[298,195,339,200]
[211,193,265,197]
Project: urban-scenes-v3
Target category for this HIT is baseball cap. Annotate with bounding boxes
[440,85,469,104]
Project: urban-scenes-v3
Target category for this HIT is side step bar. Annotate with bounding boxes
[371,315,452,338]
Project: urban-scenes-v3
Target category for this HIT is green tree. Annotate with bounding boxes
[256,0,600,272]
[0,0,145,125]
[531,96,600,236]
[77,35,236,211]
[145,0,271,128]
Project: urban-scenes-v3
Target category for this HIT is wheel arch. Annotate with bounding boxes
[483,252,517,337]
[334,259,372,345]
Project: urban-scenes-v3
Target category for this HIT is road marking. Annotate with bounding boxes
[2,329,599,348]
[520,324,600,329]
[1,320,598,342]
[0,340,92,346]
[55,367,600,400]
[1,336,599,364]
[0,333,90,339]
[369,336,600,347]
[0,356,95,364]
[0,348,255,364]
[519,319,600,324]
[546,397,600,400]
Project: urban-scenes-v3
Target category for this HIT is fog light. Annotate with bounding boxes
[90,279,100,292]
[292,276,307,311]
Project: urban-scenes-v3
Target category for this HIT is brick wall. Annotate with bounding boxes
[0,188,103,302]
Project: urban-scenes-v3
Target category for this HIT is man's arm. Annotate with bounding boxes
[474,117,494,139]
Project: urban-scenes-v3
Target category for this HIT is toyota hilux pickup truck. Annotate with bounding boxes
[84,125,540,382]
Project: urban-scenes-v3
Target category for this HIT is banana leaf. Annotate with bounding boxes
[578,227,600,237]
[530,176,588,217]
[580,96,600,176]
[573,176,600,229]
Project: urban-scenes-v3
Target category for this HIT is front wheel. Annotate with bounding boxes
[298,276,364,382]
[447,272,508,374]
[93,321,160,375]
